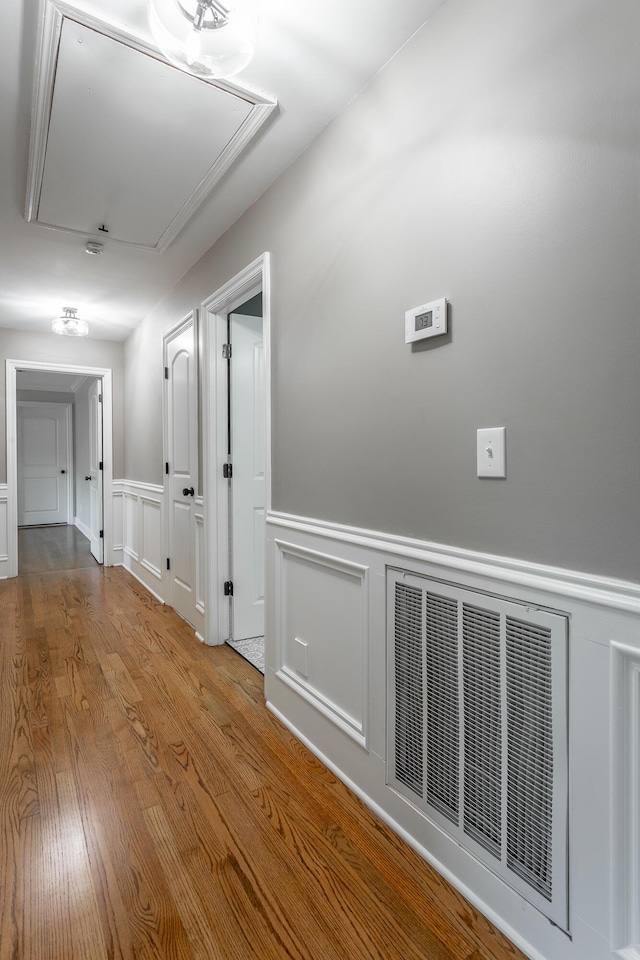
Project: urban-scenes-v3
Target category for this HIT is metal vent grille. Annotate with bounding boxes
[425,593,459,824]
[506,617,554,901]
[462,604,502,858]
[387,570,568,931]
[393,583,423,797]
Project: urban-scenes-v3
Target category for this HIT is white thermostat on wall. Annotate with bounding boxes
[405,297,447,344]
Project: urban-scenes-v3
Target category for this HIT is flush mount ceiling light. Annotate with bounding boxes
[52,307,89,337]
[148,0,258,78]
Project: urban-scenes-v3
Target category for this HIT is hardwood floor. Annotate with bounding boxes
[0,556,527,960]
[18,524,97,574]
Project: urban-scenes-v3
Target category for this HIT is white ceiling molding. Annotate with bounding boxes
[25,0,277,254]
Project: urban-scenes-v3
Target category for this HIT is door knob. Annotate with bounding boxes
[60,469,66,474]
[85,475,92,481]
[182,486,195,497]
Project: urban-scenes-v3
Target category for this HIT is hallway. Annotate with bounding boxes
[0,554,524,960]
[18,524,97,575]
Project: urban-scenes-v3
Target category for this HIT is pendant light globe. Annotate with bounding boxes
[148,0,259,79]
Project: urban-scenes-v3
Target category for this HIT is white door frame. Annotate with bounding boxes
[202,252,271,645]
[6,359,114,578]
[17,400,73,525]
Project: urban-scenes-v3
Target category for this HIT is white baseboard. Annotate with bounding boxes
[119,562,166,606]
[74,516,92,541]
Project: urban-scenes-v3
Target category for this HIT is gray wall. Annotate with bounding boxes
[0,328,124,481]
[124,0,640,582]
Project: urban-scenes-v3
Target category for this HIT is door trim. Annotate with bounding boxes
[17,400,73,525]
[202,252,271,645]
[6,359,114,578]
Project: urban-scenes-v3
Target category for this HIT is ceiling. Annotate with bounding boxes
[16,370,93,392]
[0,0,446,341]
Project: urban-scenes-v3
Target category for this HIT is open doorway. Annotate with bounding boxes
[6,360,114,579]
[202,252,271,663]
[225,294,265,672]
[13,370,104,574]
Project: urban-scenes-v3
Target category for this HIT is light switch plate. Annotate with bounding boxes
[477,427,506,478]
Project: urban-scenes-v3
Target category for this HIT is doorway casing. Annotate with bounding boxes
[6,359,114,578]
[202,252,271,645]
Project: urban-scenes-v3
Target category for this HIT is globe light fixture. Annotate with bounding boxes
[52,307,89,337]
[148,0,258,79]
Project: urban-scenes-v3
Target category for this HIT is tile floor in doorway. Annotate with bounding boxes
[226,636,265,674]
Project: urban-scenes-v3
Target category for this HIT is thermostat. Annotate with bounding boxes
[405,297,447,344]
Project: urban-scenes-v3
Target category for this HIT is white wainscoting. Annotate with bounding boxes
[111,483,123,564]
[0,484,9,578]
[112,482,207,634]
[266,511,640,960]
[195,502,205,617]
[114,479,166,604]
[611,641,640,960]
[273,539,368,747]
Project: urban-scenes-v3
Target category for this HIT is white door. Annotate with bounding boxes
[165,315,201,630]
[230,313,265,640]
[17,403,71,526]
[88,380,104,562]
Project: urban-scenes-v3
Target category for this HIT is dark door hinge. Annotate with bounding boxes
[223,463,233,479]
[164,366,169,379]
[98,393,103,403]
[224,580,234,597]
[167,558,171,571]
[99,461,103,470]
[99,530,104,538]
[165,461,169,475]
[222,343,232,359]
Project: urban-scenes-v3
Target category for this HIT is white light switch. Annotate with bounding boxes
[477,427,506,478]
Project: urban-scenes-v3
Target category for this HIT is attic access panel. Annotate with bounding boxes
[27,10,276,252]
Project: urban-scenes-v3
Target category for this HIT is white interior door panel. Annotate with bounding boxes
[230,313,265,641]
[88,380,104,562]
[165,315,202,633]
[18,403,71,526]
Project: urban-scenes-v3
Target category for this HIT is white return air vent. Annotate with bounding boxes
[387,569,569,931]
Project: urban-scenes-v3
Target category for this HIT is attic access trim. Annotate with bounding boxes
[25,1,277,254]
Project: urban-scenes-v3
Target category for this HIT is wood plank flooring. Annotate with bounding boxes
[18,524,97,574]
[0,551,528,960]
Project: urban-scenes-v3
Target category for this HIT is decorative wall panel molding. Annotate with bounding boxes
[273,539,369,746]
[195,508,205,616]
[111,483,123,561]
[141,496,163,580]
[266,511,640,960]
[118,480,166,603]
[0,485,9,577]
[123,493,139,562]
[611,641,640,960]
